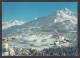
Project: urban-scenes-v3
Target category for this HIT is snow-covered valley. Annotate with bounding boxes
[2,8,78,56]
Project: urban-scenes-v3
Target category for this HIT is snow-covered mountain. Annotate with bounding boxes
[2,8,78,53]
[2,8,77,37]
[2,20,25,30]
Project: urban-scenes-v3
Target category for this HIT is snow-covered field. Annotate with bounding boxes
[2,31,78,56]
[2,8,78,56]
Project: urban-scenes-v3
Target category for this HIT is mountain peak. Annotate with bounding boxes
[14,20,18,22]
[34,17,38,20]
[62,8,69,12]
[2,20,25,30]
[51,8,70,16]
[10,20,20,23]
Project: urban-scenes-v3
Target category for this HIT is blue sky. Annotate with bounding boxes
[2,2,77,22]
